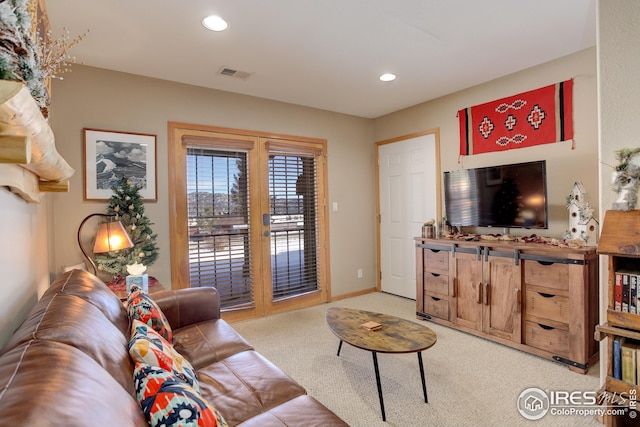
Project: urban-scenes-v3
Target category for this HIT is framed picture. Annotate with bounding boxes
[83,128,157,201]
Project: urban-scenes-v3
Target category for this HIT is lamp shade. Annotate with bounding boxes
[93,220,134,253]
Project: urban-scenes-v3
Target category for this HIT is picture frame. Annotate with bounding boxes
[83,128,157,201]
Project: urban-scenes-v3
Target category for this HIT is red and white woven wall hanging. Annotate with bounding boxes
[458,79,573,157]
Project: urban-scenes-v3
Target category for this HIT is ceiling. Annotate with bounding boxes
[45,0,596,119]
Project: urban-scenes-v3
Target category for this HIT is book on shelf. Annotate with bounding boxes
[621,340,640,384]
[615,271,623,311]
[623,272,630,313]
[614,336,624,380]
[632,274,638,314]
[621,341,636,384]
[361,321,382,331]
[614,270,640,313]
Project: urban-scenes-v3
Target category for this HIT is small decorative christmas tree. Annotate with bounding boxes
[94,176,159,276]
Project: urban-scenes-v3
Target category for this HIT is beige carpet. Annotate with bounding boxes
[231,292,602,427]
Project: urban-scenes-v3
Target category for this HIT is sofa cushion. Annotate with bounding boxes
[153,287,223,329]
[128,285,173,342]
[48,269,131,335]
[236,395,347,427]
[0,269,131,358]
[129,319,198,391]
[134,362,228,427]
[196,351,307,426]
[1,292,135,395]
[0,340,147,427]
[172,319,253,369]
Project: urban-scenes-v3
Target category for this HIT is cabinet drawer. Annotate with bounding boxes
[526,290,569,324]
[524,321,569,356]
[424,272,448,295]
[523,260,569,291]
[424,249,449,271]
[423,294,449,320]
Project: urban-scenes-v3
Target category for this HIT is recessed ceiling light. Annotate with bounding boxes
[202,15,229,32]
[379,73,396,82]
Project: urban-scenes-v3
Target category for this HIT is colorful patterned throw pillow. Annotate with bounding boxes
[127,284,173,343]
[129,319,199,391]
[134,363,228,427]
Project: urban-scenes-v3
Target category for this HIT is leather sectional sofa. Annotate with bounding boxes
[0,269,347,426]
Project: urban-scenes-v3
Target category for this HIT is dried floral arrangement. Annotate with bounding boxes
[0,0,87,116]
[612,147,640,210]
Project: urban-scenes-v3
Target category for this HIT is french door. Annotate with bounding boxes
[168,123,330,321]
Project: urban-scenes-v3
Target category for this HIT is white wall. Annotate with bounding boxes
[0,187,50,347]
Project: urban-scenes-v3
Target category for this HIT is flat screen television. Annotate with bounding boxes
[443,160,548,230]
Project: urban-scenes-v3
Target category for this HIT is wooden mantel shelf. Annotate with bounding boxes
[0,80,74,203]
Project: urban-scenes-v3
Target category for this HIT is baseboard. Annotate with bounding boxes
[330,287,377,302]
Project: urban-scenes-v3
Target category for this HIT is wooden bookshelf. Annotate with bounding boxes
[596,210,640,426]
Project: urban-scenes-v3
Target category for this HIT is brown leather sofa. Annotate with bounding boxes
[0,269,347,426]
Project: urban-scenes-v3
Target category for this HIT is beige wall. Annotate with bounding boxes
[597,0,640,214]
[47,65,376,297]
[45,49,596,296]
[596,0,640,381]
[374,47,598,239]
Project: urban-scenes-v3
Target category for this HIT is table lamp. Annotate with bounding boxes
[77,213,134,275]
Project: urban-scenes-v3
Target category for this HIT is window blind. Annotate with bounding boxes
[269,154,319,300]
[186,147,253,309]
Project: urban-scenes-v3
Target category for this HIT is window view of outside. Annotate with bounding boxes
[186,149,319,309]
[269,155,319,300]
[187,149,252,308]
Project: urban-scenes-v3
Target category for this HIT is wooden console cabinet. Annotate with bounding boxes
[416,237,599,374]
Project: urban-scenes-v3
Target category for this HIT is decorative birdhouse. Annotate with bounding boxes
[565,182,599,246]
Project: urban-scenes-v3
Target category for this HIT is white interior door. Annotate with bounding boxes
[378,133,438,299]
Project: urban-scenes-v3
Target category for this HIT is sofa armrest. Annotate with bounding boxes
[152,287,221,329]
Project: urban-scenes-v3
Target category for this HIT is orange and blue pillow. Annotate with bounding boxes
[134,362,228,427]
[127,284,173,343]
[129,319,199,391]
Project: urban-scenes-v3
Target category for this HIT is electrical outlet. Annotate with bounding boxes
[357,268,363,279]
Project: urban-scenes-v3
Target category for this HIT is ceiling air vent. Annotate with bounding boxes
[217,66,251,79]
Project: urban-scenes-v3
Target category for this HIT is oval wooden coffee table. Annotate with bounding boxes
[326,307,437,421]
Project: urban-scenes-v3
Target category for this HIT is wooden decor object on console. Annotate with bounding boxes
[416,236,599,374]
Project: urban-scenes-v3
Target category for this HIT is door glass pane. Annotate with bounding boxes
[186,147,253,309]
[269,154,319,300]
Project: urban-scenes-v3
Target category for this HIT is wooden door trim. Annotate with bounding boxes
[167,121,330,322]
